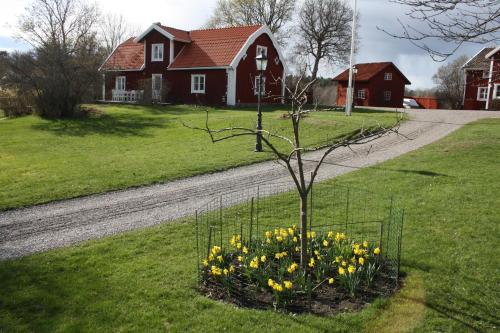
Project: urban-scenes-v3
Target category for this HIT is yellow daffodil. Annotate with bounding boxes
[338,267,345,275]
[293,236,298,243]
[284,281,293,289]
[328,231,334,239]
[363,241,369,248]
[276,236,284,242]
[236,243,242,250]
[288,228,294,235]
[359,257,364,265]
[211,266,222,276]
[335,256,341,263]
[323,240,329,247]
[341,261,347,267]
[208,254,214,261]
[268,279,275,287]
[308,257,315,267]
[217,255,223,263]
[202,259,208,267]
[261,255,267,263]
[237,255,243,262]
[328,277,335,284]
[287,262,299,274]
[348,265,356,274]
[249,257,259,269]
[314,250,320,256]
[273,284,284,292]
[211,246,221,255]
[374,247,381,255]
[295,246,300,252]
[229,265,235,273]
[265,231,272,238]
[223,268,229,276]
[242,246,248,254]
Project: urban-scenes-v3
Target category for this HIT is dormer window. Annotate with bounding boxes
[256,45,267,57]
[384,72,393,80]
[152,43,164,62]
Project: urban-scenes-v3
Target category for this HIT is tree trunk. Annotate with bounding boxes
[300,193,308,268]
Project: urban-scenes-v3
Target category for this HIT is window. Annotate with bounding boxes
[254,76,266,95]
[115,76,126,91]
[191,74,206,93]
[477,87,488,101]
[151,43,164,61]
[274,56,280,65]
[256,45,268,57]
[152,74,162,101]
[357,89,365,99]
[494,84,500,99]
[384,90,391,101]
[482,70,490,79]
[384,72,393,80]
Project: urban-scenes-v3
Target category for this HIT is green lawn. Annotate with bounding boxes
[0,104,399,210]
[1,119,498,332]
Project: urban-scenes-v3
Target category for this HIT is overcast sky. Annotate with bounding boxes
[0,0,493,89]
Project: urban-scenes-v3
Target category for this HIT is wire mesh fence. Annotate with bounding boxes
[195,181,404,313]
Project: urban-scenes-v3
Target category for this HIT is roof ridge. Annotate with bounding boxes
[190,24,262,33]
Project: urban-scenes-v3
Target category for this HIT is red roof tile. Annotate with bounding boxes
[333,62,410,84]
[100,38,144,71]
[100,25,262,71]
[169,25,262,69]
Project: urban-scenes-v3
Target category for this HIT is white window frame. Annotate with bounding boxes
[477,87,488,101]
[256,45,268,57]
[115,76,126,91]
[191,74,206,94]
[493,84,500,100]
[254,76,266,95]
[357,89,365,99]
[151,43,164,62]
[384,90,392,101]
[384,72,393,80]
[482,70,490,79]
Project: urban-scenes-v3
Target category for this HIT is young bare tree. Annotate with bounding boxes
[185,77,402,268]
[8,0,101,117]
[99,13,137,55]
[432,55,468,109]
[295,0,355,82]
[205,0,296,41]
[382,0,500,61]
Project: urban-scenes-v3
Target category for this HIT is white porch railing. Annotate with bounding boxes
[112,90,144,102]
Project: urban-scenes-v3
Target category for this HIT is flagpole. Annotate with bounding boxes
[346,0,358,116]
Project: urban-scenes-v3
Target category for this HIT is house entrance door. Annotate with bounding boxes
[152,74,162,102]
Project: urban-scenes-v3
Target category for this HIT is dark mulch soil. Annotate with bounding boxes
[199,268,402,316]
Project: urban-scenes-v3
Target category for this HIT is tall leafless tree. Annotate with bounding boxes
[7,0,102,117]
[185,77,402,268]
[295,0,355,82]
[432,55,468,109]
[206,0,296,41]
[382,0,500,61]
[99,13,137,55]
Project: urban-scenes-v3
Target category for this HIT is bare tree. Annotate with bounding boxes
[185,77,402,268]
[99,13,137,55]
[206,0,296,41]
[382,0,500,61]
[433,55,468,109]
[7,0,101,117]
[295,0,354,82]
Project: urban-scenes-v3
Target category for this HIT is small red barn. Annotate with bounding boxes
[462,46,500,110]
[333,62,411,108]
[99,23,288,106]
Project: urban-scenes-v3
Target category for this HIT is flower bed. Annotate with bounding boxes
[200,225,399,314]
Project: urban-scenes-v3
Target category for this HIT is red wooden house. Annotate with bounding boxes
[99,23,288,105]
[332,62,411,108]
[462,46,500,110]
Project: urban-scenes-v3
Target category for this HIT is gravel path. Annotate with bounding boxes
[1,109,498,261]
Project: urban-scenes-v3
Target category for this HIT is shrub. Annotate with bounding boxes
[0,89,34,117]
[201,226,383,309]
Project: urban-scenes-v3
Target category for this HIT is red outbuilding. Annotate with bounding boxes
[462,46,500,110]
[332,62,411,108]
[99,23,288,106]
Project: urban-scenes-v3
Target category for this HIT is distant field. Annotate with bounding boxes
[0,104,400,210]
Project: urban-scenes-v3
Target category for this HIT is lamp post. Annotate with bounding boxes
[255,49,268,152]
[346,0,358,116]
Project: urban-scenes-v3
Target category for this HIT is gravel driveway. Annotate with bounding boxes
[1,109,498,261]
